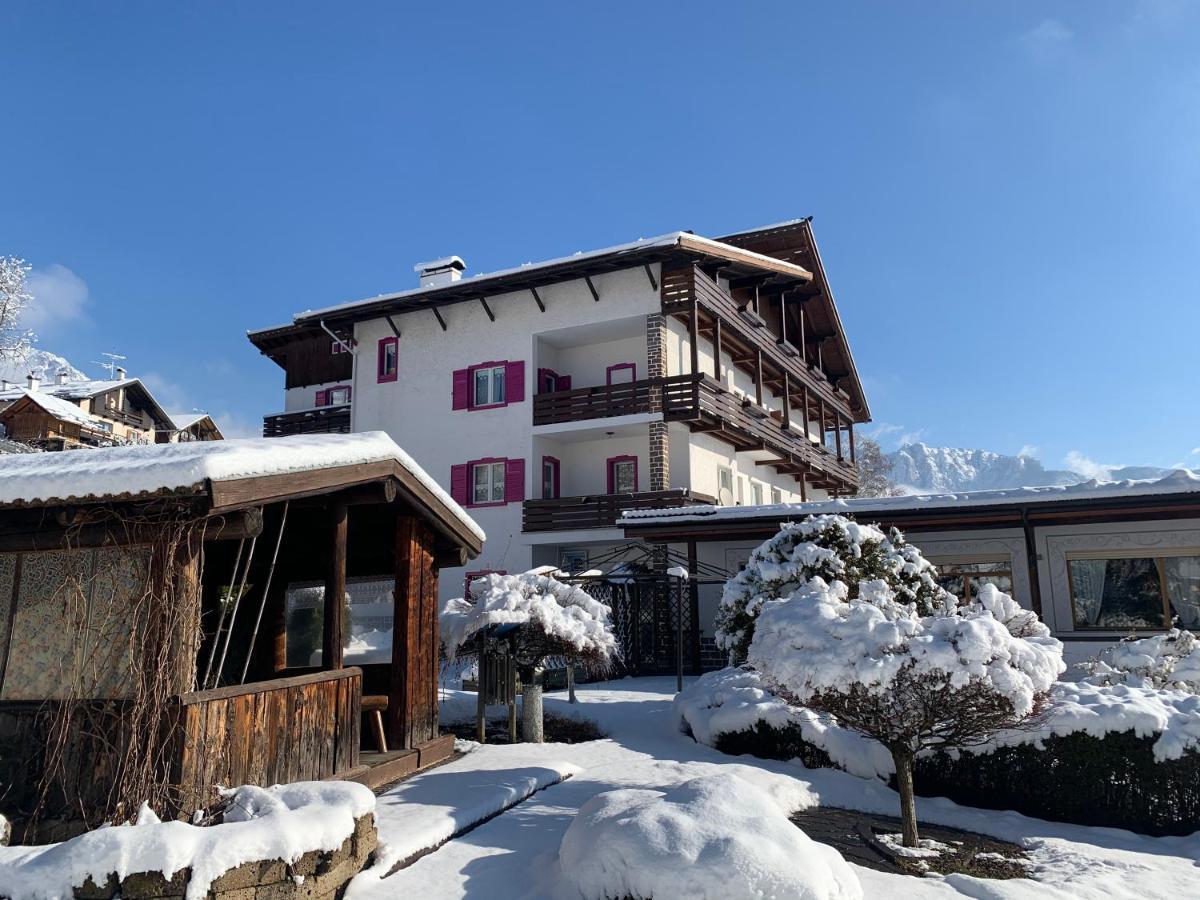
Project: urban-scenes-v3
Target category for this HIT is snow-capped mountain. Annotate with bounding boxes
[0,348,86,386]
[886,443,1174,493]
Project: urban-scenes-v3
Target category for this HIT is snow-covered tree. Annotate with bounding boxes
[440,571,617,742]
[854,436,904,498]
[0,257,34,361]
[1080,628,1200,693]
[714,515,952,661]
[748,574,1064,847]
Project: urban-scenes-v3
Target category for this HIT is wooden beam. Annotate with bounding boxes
[754,350,763,407]
[644,264,658,291]
[323,502,348,671]
[530,287,546,312]
[479,297,495,322]
[385,315,402,338]
[781,370,791,430]
[713,316,723,381]
[835,411,843,461]
[797,302,807,364]
[778,290,788,346]
[432,307,448,332]
[689,301,700,375]
[849,422,856,464]
[585,276,600,302]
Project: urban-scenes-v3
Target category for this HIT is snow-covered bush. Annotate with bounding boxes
[558,772,861,900]
[715,515,951,661]
[748,567,1063,846]
[1079,628,1200,693]
[439,570,616,742]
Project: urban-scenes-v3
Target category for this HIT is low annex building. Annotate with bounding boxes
[620,470,1200,665]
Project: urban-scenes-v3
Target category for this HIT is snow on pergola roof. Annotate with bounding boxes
[0,431,484,542]
[621,469,1200,527]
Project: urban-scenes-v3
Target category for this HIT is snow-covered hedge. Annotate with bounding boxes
[0,781,376,900]
[558,772,862,900]
[440,571,617,661]
[714,515,951,660]
[1079,628,1200,693]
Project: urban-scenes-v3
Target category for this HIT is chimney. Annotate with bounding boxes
[414,256,466,289]
[116,366,126,382]
[55,369,69,386]
[26,373,39,392]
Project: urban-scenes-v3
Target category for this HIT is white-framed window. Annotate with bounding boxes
[327,386,351,405]
[751,482,764,506]
[1068,552,1200,631]
[472,460,506,504]
[561,549,588,574]
[473,365,506,407]
[771,487,782,504]
[718,466,733,504]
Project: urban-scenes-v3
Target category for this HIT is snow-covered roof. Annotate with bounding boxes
[294,231,813,323]
[4,389,100,430]
[0,378,128,402]
[0,431,484,542]
[621,469,1200,527]
[166,411,212,431]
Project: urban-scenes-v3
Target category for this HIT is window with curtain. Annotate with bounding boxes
[934,559,1013,603]
[1069,553,1200,630]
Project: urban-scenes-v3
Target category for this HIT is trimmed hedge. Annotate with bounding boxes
[713,722,1200,837]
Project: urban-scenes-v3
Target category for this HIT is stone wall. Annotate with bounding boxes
[71,814,376,900]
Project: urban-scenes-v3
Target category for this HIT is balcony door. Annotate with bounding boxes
[541,456,561,499]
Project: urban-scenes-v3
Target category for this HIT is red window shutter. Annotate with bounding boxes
[450,464,469,505]
[315,390,327,406]
[556,375,572,391]
[505,361,525,403]
[504,458,525,503]
[452,369,470,410]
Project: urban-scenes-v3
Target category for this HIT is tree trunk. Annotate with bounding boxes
[520,666,544,743]
[891,748,919,848]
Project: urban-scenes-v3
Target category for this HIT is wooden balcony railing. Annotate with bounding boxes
[533,380,654,425]
[263,404,351,438]
[523,489,717,533]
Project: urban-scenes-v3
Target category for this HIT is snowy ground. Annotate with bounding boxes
[348,677,1200,900]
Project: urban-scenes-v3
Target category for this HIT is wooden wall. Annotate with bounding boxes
[390,516,439,748]
[173,668,361,814]
[277,333,354,390]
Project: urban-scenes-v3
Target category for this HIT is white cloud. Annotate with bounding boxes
[1018,444,1039,459]
[1019,18,1074,61]
[24,264,91,337]
[1191,447,1200,456]
[1064,450,1121,481]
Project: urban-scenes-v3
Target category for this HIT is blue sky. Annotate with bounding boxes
[2,2,1197,473]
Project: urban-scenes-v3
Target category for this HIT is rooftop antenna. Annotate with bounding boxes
[91,352,127,379]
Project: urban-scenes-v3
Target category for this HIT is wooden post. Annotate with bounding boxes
[323,503,348,671]
[688,540,701,675]
[567,663,577,704]
[689,300,700,375]
[712,316,722,381]
[818,399,827,452]
[797,301,807,363]
[800,383,809,440]
[391,514,439,748]
[754,351,763,407]
[834,411,843,461]
[778,291,788,346]
[781,371,791,429]
[849,422,857,464]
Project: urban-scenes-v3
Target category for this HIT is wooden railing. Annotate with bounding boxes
[263,405,351,438]
[173,668,361,812]
[523,489,717,532]
[533,380,656,425]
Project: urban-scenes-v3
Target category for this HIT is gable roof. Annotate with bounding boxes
[0,378,174,429]
[0,389,99,430]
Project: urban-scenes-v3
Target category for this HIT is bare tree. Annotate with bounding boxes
[0,257,35,361]
[854,436,903,497]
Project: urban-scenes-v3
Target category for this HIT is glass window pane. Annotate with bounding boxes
[978,574,1013,595]
[1164,556,1200,629]
[938,574,964,599]
[473,464,489,503]
[1070,557,1165,629]
[491,462,505,501]
[614,461,635,493]
[474,369,489,405]
[492,368,505,404]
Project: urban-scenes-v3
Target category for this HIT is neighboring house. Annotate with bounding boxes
[249,219,871,599]
[620,470,1200,665]
[158,411,225,443]
[0,368,177,450]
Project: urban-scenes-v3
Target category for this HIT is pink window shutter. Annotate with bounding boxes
[315,389,328,406]
[452,369,470,410]
[504,458,525,503]
[450,464,469,505]
[557,374,572,391]
[505,361,525,403]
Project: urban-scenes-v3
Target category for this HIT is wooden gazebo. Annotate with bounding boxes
[0,432,482,841]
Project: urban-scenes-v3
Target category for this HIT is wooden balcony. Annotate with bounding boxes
[533,380,654,425]
[263,404,351,438]
[523,489,717,533]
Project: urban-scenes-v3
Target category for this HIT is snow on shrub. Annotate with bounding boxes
[1079,628,1200,693]
[558,772,862,900]
[0,781,374,900]
[440,570,616,743]
[673,667,894,780]
[714,514,951,661]
[439,571,617,662]
[748,566,1063,846]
